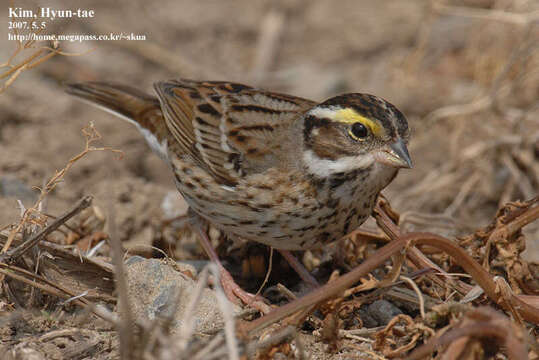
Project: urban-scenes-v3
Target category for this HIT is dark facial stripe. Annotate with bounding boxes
[303,115,330,143]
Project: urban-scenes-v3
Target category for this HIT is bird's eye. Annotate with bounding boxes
[349,122,368,140]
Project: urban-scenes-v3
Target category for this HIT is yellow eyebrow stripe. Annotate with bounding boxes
[334,108,384,137]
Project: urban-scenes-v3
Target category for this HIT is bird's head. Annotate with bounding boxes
[301,93,411,178]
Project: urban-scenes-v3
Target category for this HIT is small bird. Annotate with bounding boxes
[67,79,411,309]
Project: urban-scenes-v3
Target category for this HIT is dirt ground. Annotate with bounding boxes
[1,0,538,359]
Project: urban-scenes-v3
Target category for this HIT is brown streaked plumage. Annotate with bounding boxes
[66,79,411,251]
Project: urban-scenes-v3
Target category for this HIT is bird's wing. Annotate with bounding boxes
[154,79,316,185]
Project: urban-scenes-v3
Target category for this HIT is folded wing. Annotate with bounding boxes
[154,79,316,185]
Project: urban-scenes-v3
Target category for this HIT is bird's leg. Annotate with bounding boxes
[278,249,319,288]
[191,219,271,314]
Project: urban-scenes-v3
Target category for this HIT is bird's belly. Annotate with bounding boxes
[182,185,375,250]
[207,200,371,250]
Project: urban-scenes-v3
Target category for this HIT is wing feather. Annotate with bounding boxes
[154,79,316,185]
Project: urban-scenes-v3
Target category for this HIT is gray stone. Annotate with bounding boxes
[124,258,226,335]
[366,300,403,326]
[125,255,145,265]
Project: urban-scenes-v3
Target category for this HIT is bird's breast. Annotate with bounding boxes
[173,162,393,250]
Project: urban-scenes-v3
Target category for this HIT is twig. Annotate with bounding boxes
[0,263,92,308]
[208,263,240,360]
[176,266,211,352]
[279,249,319,287]
[340,326,385,338]
[410,233,539,324]
[245,325,296,358]
[424,93,496,124]
[2,122,121,255]
[0,38,84,94]
[407,308,528,360]
[255,247,273,297]
[107,189,133,360]
[375,201,472,294]
[244,199,539,338]
[501,198,538,236]
[276,283,298,301]
[443,172,481,216]
[400,275,426,320]
[60,290,90,305]
[0,196,92,262]
[39,328,93,342]
[192,334,226,360]
[240,235,409,335]
[501,153,535,199]
[41,212,84,237]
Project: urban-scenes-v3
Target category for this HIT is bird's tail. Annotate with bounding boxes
[66,81,170,160]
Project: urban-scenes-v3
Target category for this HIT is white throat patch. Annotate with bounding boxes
[302,150,374,178]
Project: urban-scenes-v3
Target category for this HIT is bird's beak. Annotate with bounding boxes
[374,138,413,169]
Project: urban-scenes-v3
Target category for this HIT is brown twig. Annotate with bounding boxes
[243,196,539,339]
[0,35,87,93]
[1,123,121,254]
[240,235,409,335]
[406,307,529,360]
[245,325,296,358]
[0,263,93,308]
[0,196,92,263]
[107,189,133,360]
[375,201,472,295]
[410,233,539,324]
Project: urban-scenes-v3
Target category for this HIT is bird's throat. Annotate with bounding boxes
[302,149,375,178]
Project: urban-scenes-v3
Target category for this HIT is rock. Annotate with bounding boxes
[4,347,45,360]
[366,300,403,326]
[125,255,146,265]
[359,308,378,329]
[124,258,229,335]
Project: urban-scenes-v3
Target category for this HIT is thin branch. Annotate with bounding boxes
[400,275,426,320]
[0,196,92,261]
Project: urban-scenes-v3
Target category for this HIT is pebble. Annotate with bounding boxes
[124,257,234,335]
[364,300,403,326]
